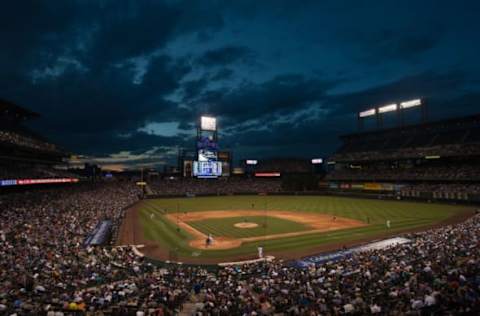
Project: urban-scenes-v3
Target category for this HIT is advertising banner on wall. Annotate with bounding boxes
[351,183,364,190]
[340,183,351,189]
[0,178,79,187]
[328,182,339,189]
[363,182,383,191]
[381,183,394,191]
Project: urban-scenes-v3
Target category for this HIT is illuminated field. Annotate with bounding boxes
[118,195,472,264]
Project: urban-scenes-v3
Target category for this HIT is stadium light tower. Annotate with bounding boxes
[358,98,425,130]
[399,99,426,125]
[357,108,376,130]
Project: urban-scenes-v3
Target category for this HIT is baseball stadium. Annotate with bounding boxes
[2,2,480,315]
[2,99,480,315]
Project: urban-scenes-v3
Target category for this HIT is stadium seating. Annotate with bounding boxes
[327,114,480,203]
[332,117,480,162]
[148,177,282,196]
[0,129,59,153]
[0,163,78,180]
[327,162,480,181]
[1,181,479,314]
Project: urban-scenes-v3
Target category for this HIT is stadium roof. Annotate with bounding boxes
[0,99,39,119]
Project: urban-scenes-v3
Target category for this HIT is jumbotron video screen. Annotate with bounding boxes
[193,161,222,178]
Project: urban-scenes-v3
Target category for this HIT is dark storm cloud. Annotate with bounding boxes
[430,92,480,119]
[210,68,235,81]
[0,0,226,158]
[25,54,189,135]
[197,45,255,66]
[182,78,209,101]
[221,113,351,161]
[79,1,223,69]
[141,55,192,94]
[353,28,445,63]
[65,131,189,156]
[193,74,337,125]
[220,71,480,159]
[0,0,225,78]
[0,1,479,167]
[0,1,82,76]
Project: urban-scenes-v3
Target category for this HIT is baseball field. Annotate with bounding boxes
[117,195,473,264]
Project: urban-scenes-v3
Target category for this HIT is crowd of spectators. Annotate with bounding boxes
[0,164,78,180]
[327,162,480,182]
[332,117,480,162]
[332,143,480,162]
[399,183,480,196]
[0,182,142,315]
[2,179,479,314]
[148,177,282,196]
[0,130,59,153]
[0,180,479,314]
[188,214,480,315]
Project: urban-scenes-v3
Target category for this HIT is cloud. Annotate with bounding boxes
[182,78,209,101]
[55,130,189,157]
[210,68,235,81]
[358,28,444,63]
[1,53,195,159]
[71,146,177,171]
[220,71,480,159]
[0,1,479,168]
[197,45,254,67]
[192,74,337,126]
[0,1,233,163]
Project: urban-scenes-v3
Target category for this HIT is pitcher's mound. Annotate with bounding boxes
[234,222,259,228]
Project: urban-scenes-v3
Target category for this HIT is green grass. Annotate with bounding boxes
[187,216,310,238]
[137,195,472,262]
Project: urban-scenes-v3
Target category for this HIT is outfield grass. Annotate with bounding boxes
[137,195,472,262]
[187,216,310,239]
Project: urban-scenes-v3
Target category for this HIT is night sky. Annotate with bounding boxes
[1,1,480,170]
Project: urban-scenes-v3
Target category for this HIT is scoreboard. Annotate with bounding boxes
[195,116,220,178]
[193,161,222,178]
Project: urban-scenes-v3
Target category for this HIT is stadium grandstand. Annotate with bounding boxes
[148,177,282,196]
[0,99,78,185]
[327,114,480,201]
[1,179,479,314]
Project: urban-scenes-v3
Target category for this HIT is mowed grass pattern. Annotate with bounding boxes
[187,216,310,238]
[137,195,472,261]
